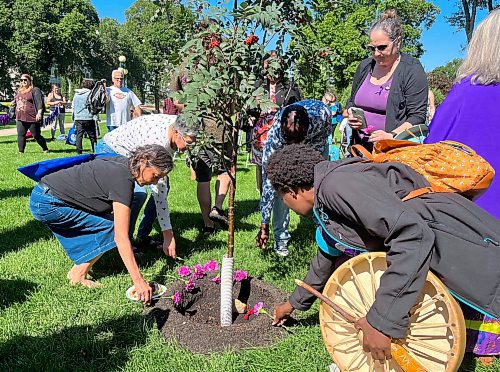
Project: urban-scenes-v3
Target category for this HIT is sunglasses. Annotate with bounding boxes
[113,77,124,81]
[367,38,398,53]
[20,79,29,82]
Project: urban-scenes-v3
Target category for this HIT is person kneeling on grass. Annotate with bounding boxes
[29,144,173,304]
[268,143,500,362]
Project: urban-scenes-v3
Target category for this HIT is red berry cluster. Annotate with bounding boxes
[209,40,221,49]
[319,51,329,58]
[244,34,259,45]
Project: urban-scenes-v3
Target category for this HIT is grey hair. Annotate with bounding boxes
[173,115,198,138]
[112,69,124,78]
[128,144,173,177]
[323,91,335,100]
[369,9,403,42]
[455,8,500,85]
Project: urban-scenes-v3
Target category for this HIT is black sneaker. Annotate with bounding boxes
[201,225,215,236]
[208,206,229,229]
[135,236,162,250]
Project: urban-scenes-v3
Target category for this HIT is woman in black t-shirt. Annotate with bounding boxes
[29,145,173,304]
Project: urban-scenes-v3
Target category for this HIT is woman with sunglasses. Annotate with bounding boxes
[346,9,428,151]
[12,74,49,153]
[29,145,172,303]
[95,114,197,258]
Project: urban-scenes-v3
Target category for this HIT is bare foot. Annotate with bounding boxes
[67,265,101,288]
[479,356,494,366]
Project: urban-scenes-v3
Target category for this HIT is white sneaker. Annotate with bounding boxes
[327,363,340,372]
[273,243,289,257]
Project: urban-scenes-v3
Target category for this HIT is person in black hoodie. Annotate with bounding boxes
[267,143,500,362]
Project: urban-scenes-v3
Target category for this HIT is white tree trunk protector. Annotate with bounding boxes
[220,255,234,327]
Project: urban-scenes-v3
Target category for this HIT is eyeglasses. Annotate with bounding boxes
[367,39,398,53]
[325,98,335,104]
[113,77,124,81]
[20,79,28,82]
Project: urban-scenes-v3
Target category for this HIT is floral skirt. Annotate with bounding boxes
[461,304,500,356]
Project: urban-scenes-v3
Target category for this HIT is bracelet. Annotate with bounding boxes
[390,131,398,138]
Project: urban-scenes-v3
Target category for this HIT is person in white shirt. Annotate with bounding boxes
[106,70,142,131]
[96,114,197,258]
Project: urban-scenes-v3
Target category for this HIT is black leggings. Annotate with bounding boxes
[16,120,48,153]
[75,120,97,154]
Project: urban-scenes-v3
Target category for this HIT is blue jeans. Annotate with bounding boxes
[137,177,170,239]
[95,139,148,238]
[30,183,116,264]
[272,196,291,248]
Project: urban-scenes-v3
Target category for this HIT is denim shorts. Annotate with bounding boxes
[29,183,116,265]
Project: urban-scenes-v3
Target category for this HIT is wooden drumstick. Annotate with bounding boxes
[295,279,426,372]
[295,279,357,323]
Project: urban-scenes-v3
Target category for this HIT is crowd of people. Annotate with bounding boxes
[17,7,499,366]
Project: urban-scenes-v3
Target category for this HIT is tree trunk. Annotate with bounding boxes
[226,116,239,258]
[487,0,493,11]
[154,88,160,112]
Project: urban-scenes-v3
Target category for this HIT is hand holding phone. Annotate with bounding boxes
[349,107,367,129]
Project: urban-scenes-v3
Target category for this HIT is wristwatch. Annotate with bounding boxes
[390,131,398,138]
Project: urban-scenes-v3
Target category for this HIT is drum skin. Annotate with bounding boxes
[320,252,466,372]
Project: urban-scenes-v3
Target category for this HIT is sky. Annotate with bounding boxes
[91,0,490,72]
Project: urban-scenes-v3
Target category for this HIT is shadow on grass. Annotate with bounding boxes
[0,278,38,310]
[0,186,33,199]
[0,220,52,258]
[0,314,150,370]
[264,216,317,280]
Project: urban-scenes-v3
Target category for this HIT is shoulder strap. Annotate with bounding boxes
[350,144,374,160]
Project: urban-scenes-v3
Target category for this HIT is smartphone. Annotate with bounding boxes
[350,107,367,129]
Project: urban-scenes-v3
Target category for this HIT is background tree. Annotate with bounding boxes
[427,58,462,104]
[0,1,14,99]
[298,0,439,98]
[7,0,99,94]
[123,0,195,110]
[446,0,498,42]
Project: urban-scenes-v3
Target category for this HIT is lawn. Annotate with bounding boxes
[0,129,494,371]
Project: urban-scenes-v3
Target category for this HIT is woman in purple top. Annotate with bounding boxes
[346,9,428,151]
[425,10,500,364]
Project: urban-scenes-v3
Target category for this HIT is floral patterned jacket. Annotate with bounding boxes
[260,99,332,224]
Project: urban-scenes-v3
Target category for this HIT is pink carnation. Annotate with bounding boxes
[172,291,183,306]
[192,264,206,279]
[211,276,221,284]
[252,301,264,314]
[362,125,375,135]
[184,279,196,292]
[234,269,248,282]
[177,266,191,277]
[203,259,219,272]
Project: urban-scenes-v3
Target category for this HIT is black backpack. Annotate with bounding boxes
[85,80,107,115]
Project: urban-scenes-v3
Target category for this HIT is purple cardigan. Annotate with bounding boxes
[425,76,500,218]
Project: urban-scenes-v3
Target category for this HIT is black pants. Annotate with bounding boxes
[75,120,97,154]
[16,120,48,153]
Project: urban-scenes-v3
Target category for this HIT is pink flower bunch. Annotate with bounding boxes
[172,291,183,306]
[362,125,375,135]
[177,265,191,277]
[234,269,248,282]
[184,279,195,292]
[211,275,221,284]
[203,259,219,272]
[244,302,266,320]
[192,264,206,279]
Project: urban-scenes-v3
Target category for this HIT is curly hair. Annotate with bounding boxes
[129,144,173,178]
[280,104,310,144]
[266,143,324,193]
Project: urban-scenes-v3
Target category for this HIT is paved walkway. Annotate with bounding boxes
[0,123,75,137]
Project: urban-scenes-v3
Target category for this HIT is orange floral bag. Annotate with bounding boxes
[351,140,495,201]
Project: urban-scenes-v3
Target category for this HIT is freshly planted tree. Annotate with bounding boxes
[156,0,314,326]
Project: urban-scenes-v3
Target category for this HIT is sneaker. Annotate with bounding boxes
[135,236,162,250]
[201,225,215,236]
[208,206,229,229]
[273,243,289,257]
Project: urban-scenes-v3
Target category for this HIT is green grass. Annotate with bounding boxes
[0,129,496,371]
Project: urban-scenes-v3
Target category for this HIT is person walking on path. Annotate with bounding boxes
[13,74,49,154]
[72,79,98,154]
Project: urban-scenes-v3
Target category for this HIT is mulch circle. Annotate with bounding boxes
[147,272,290,353]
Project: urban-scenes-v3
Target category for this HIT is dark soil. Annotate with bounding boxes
[147,273,289,353]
